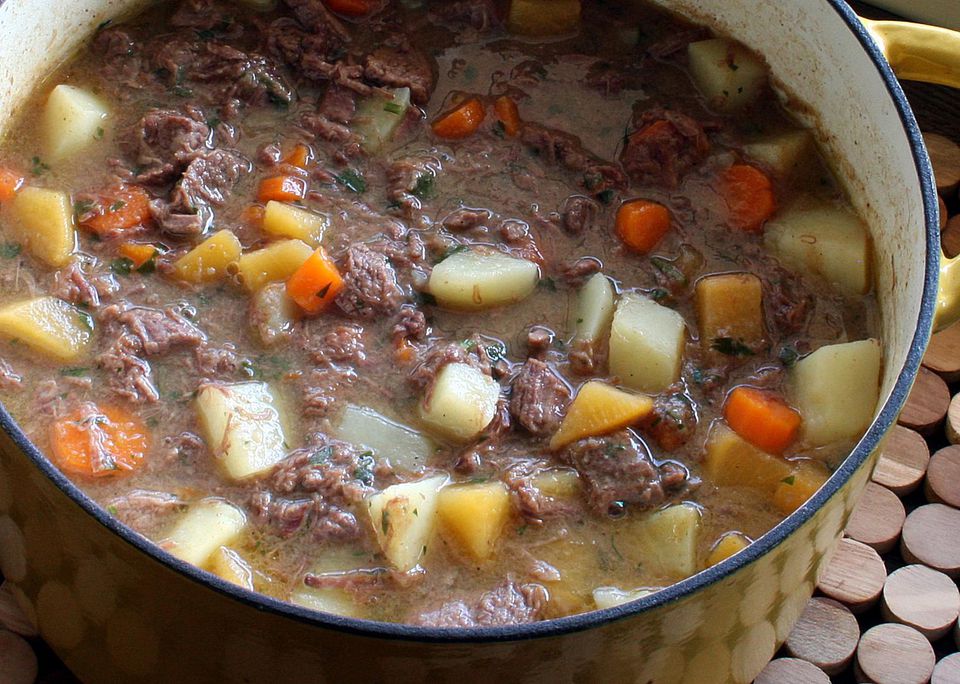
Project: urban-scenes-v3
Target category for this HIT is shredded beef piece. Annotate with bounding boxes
[443,207,492,232]
[131,108,211,185]
[93,27,141,84]
[335,244,405,318]
[284,0,351,38]
[363,45,436,105]
[429,0,500,30]
[105,490,185,536]
[252,491,361,541]
[387,155,441,218]
[392,306,428,345]
[300,110,358,146]
[160,431,206,465]
[510,359,570,437]
[559,257,603,287]
[765,268,813,335]
[520,123,627,194]
[526,327,553,357]
[641,389,698,451]
[36,380,65,417]
[0,359,22,391]
[170,0,226,29]
[306,323,367,366]
[620,107,711,187]
[504,468,577,523]
[318,85,356,124]
[194,344,242,377]
[414,580,548,627]
[51,262,118,309]
[98,341,158,403]
[560,195,600,235]
[258,141,283,166]
[302,367,355,418]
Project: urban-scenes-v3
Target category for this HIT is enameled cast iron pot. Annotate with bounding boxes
[0,1,959,681]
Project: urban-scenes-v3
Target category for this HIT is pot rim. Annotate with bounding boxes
[0,0,940,644]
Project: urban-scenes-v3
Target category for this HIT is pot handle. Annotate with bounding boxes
[861,18,960,331]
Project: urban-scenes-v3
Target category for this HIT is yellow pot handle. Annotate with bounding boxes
[861,18,960,331]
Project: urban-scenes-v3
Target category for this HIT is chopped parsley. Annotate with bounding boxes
[381,509,390,535]
[110,257,135,276]
[309,445,334,466]
[492,120,506,139]
[108,200,126,212]
[74,199,96,215]
[30,156,49,176]
[59,367,89,377]
[316,282,333,299]
[0,243,22,259]
[94,127,105,140]
[383,101,404,115]
[335,169,366,194]
[411,173,435,199]
[778,345,800,367]
[781,476,796,486]
[538,277,558,292]
[711,337,754,357]
[485,343,507,363]
[597,189,616,205]
[650,256,687,285]
[76,311,95,333]
[354,451,375,487]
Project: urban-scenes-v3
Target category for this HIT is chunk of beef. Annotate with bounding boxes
[93,27,141,84]
[392,306,428,346]
[559,256,602,287]
[525,327,553,357]
[413,580,548,627]
[105,490,185,537]
[305,323,367,367]
[0,359,22,391]
[335,244,405,318]
[318,85,356,124]
[97,341,158,403]
[443,207,492,232]
[765,267,812,335]
[387,155,441,218]
[429,0,500,31]
[251,491,361,541]
[620,107,711,187]
[560,195,600,235]
[170,0,226,30]
[194,344,242,378]
[131,108,211,185]
[363,46,436,105]
[300,110,358,147]
[641,389,698,451]
[520,123,626,194]
[51,262,118,309]
[503,466,579,524]
[510,359,570,437]
[284,0,351,38]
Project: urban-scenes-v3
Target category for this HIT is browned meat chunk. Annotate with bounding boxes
[520,122,626,194]
[318,85,356,124]
[510,359,570,437]
[641,389,698,451]
[305,323,367,366]
[413,580,548,627]
[560,195,600,235]
[387,155,441,218]
[620,107,711,187]
[105,490,185,537]
[336,244,405,318]
[764,267,813,335]
[51,261,118,309]
[363,46,436,105]
[131,108,211,185]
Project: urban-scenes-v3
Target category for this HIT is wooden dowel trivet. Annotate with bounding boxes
[816,538,887,613]
[0,629,38,684]
[855,623,936,684]
[901,504,960,578]
[945,215,960,259]
[924,132,960,195]
[0,583,36,638]
[926,445,960,507]
[784,597,859,675]
[924,326,960,384]
[844,481,906,553]
[947,395,960,445]
[940,196,949,230]
[881,564,960,641]
[933,653,960,684]
[898,367,951,435]
[754,657,830,683]
[872,425,930,495]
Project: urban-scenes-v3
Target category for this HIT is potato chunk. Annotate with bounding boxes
[550,381,653,449]
[790,339,881,446]
[235,239,313,291]
[162,499,246,567]
[437,481,511,561]
[249,281,300,346]
[195,382,288,480]
[592,586,656,610]
[744,129,813,178]
[262,202,327,245]
[428,249,539,311]
[508,0,581,36]
[334,404,434,472]
[764,202,872,295]
[703,423,792,490]
[366,475,446,573]
[695,273,764,355]
[572,272,615,348]
[687,38,766,113]
[773,460,829,515]
[706,532,751,567]
[419,363,500,442]
[0,296,92,361]
[609,293,686,393]
[208,546,255,590]
[171,229,242,284]
[628,503,701,579]
[10,187,76,267]
[43,84,109,161]
[354,87,411,153]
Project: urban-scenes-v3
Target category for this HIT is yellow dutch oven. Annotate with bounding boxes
[0,1,959,682]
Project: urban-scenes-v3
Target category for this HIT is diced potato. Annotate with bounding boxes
[703,423,792,490]
[437,481,511,562]
[0,296,92,362]
[262,201,327,245]
[744,129,813,178]
[10,187,76,267]
[291,585,361,618]
[532,469,581,499]
[695,273,764,355]
[428,249,539,311]
[764,202,872,295]
[789,339,881,446]
[195,382,288,481]
[592,586,656,610]
[687,38,767,113]
[773,460,830,515]
[573,272,615,348]
[249,281,300,346]
[419,363,500,442]
[508,0,581,36]
[609,293,686,393]
[43,84,109,161]
[550,381,653,449]
[630,503,701,579]
[162,499,246,567]
[334,404,435,472]
[706,531,751,567]
[171,229,242,284]
[354,88,411,153]
[208,546,254,590]
[291,548,376,616]
[235,239,313,292]
[366,475,446,573]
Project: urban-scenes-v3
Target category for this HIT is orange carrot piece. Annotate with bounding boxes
[80,186,152,236]
[118,242,157,269]
[258,175,307,203]
[283,143,313,171]
[240,205,266,226]
[0,168,24,202]
[325,0,371,16]
[616,199,671,253]
[494,96,521,137]
[394,340,417,364]
[51,403,149,478]
[286,247,344,315]
[723,386,801,455]
[721,164,776,233]
[432,98,486,140]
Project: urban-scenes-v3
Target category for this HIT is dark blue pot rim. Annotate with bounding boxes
[0,0,941,645]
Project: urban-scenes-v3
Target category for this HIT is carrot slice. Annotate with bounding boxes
[51,403,149,478]
[240,205,266,226]
[616,199,671,253]
[118,242,158,269]
[80,186,152,236]
[286,247,344,315]
[494,96,521,137]
[325,0,372,16]
[258,175,308,203]
[723,386,801,455]
[0,168,24,203]
[283,143,313,171]
[721,164,776,233]
[432,98,486,140]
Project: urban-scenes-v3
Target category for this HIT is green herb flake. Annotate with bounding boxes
[516,524,528,536]
[76,311,95,333]
[30,156,50,176]
[74,199,96,216]
[110,257,135,276]
[309,445,334,466]
[383,101,403,115]
[711,337,755,357]
[354,451,375,486]
[336,169,366,194]
[0,243,22,259]
[106,504,118,515]
[485,343,506,363]
[538,277,558,292]
[60,367,89,377]
[781,476,796,486]
[411,173,435,199]
[650,256,687,285]
[649,287,669,302]
[492,120,506,139]
[778,345,800,367]
[597,189,616,205]
[108,200,126,212]
[94,126,105,141]
[438,244,469,262]
[381,509,390,535]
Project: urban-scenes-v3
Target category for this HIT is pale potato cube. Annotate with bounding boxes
[687,38,767,113]
[262,201,327,245]
[703,423,792,491]
[573,272,615,347]
[354,88,411,153]
[628,503,701,579]
[428,249,539,311]
[790,339,881,446]
[208,546,254,590]
[508,0,581,36]
[195,382,288,481]
[162,499,246,567]
[550,381,653,449]
[764,202,872,295]
[744,129,813,178]
[532,469,581,499]
[593,586,656,610]
[249,281,300,346]
[706,532,751,567]
[334,404,435,472]
[43,84,109,161]
[437,481,511,561]
[695,273,764,353]
[236,239,313,291]
[0,297,92,362]
[366,475,446,573]
[419,363,500,442]
[171,229,242,283]
[291,585,361,618]
[10,187,76,267]
[609,293,686,393]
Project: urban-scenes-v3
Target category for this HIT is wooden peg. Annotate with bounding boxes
[940,195,949,231]
[784,597,860,675]
[948,395,960,444]
[943,215,960,259]
[816,538,887,612]
[754,657,830,683]
[844,482,906,554]
[872,425,930,495]
[898,367,950,436]
[0,630,38,684]
[925,445,960,508]
[856,623,936,684]
[924,132,960,196]
[924,326,960,384]
[901,504,960,578]
[0,584,36,638]
[881,564,960,641]
[932,653,960,684]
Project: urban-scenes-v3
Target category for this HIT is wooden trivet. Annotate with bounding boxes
[783,597,859,674]
[855,623,937,684]
[925,445,960,507]
[816,538,888,612]
[845,481,907,553]
[881,564,960,640]
[901,504,960,578]
[871,425,930,495]
[898,367,951,435]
